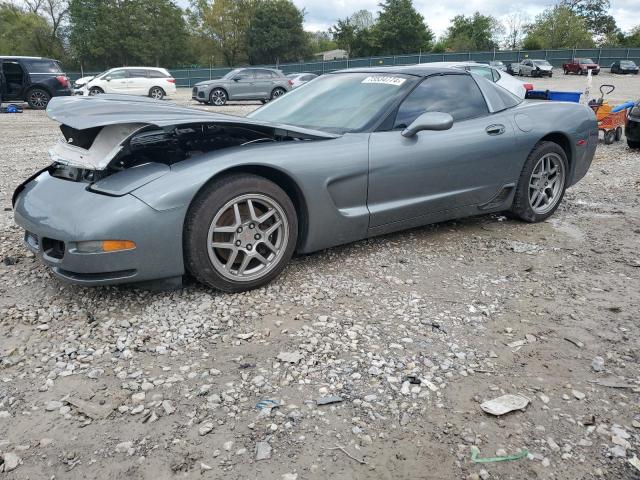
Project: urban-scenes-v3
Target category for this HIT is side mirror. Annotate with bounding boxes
[401,112,454,138]
[105,77,111,82]
[234,75,247,82]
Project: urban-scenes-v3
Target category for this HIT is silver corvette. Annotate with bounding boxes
[13,65,598,292]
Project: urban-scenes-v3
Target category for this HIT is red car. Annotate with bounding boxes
[563,58,600,75]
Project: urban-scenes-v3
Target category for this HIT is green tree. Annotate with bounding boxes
[247,0,308,64]
[560,0,617,37]
[0,2,63,57]
[330,10,377,57]
[190,0,254,66]
[443,12,503,51]
[373,0,433,54]
[69,0,190,69]
[620,25,640,47]
[307,31,337,55]
[523,5,595,49]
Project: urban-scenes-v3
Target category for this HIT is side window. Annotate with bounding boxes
[254,69,273,79]
[393,75,488,129]
[270,71,280,78]
[107,70,126,80]
[128,69,148,78]
[148,69,168,78]
[236,70,254,80]
[468,67,494,81]
[491,69,501,82]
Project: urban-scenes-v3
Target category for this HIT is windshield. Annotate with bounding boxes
[621,61,636,67]
[579,58,595,64]
[534,60,551,67]
[248,72,416,134]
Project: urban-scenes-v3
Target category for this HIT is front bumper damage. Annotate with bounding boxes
[13,171,186,286]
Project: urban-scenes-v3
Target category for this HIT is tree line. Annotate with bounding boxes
[1,0,639,71]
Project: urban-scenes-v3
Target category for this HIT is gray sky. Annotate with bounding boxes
[291,0,639,37]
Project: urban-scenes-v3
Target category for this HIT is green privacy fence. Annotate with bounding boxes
[68,47,640,88]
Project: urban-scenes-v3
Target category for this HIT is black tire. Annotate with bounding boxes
[260,99,269,104]
[149,86,165,100]
[628,140,640,149]
[26,88,51,109]
[564,68,568,75]
[604,130,615,145]
[209,88,227,106]
[89,87,104,96]
[511,141,569,223]
[184,174,298,292]
[271,87,286,100]
[615,126,623,141]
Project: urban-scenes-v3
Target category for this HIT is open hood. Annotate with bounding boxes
[46,95,338,139]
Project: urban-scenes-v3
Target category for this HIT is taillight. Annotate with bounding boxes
[523,83,533,91]
[167,78,176,83]
[288,79,293,86]
[56,75,69,88]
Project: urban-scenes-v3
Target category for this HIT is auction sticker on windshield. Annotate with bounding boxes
[361,76,406,86]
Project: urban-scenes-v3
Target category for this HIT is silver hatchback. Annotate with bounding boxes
[192,68,292,106]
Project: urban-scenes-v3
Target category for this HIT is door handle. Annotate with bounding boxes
[486,124,505,136]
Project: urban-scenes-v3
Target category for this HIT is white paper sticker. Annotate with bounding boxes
[361,76,406,86]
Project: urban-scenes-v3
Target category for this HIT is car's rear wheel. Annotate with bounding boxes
[209,88,227,106]
[149,87,165,100]
[564,68,569,75]
[511,141,568,223]
[184,174,298,292]
[271,87,286,100]
[26,88,51,109]
[604,130,615,144]
[89,87,104,96]
[628,140,640,149]
[615,126,623,141]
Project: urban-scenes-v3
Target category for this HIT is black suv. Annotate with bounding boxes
[0,56,72,109]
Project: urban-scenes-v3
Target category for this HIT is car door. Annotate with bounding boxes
[252,69,275,98]
[126,69,150,95]
[103,69,128,93]
[367,74,516,228]
[1,60,25,100]
[229,70,256,99]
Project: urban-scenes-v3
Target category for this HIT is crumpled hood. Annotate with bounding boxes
[46,94,338,139]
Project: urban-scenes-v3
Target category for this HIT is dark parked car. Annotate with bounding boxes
[0,56,71,109]
[610,60,639,75]
[192,67,292,106]
[626,100,640,149]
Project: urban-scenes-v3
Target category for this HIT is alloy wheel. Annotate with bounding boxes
[29,90,49,108]
[528,153,565,215]
[207,194,289,282]
[150,88,164,100]
[272,88,285,98]
[210,89,226,106]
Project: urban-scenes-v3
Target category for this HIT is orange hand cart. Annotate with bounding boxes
[588,85,628,144]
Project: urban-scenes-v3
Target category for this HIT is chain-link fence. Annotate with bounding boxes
[67,47,640,87]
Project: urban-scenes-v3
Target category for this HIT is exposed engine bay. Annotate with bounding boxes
[48,122,310,184]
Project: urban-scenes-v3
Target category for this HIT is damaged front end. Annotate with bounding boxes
[20,94,337,200]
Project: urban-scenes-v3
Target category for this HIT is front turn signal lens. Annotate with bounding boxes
[76,240,136,253]
[102,240,136,252]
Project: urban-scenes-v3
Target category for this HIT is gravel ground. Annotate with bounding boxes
[0,71,639,480]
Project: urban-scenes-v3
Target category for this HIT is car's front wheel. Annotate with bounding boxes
[26,88,51,109]
[149,87,165,100]
[209,88,227,106]
[511,141,568,223]
[89,87,104,96]
[184,174,298,292]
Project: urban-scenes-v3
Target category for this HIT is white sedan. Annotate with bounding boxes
[76,67,177,100]
[419,61,532,98]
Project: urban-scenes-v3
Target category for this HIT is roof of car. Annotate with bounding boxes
[0,56,54,60]
[333,65,466,77]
